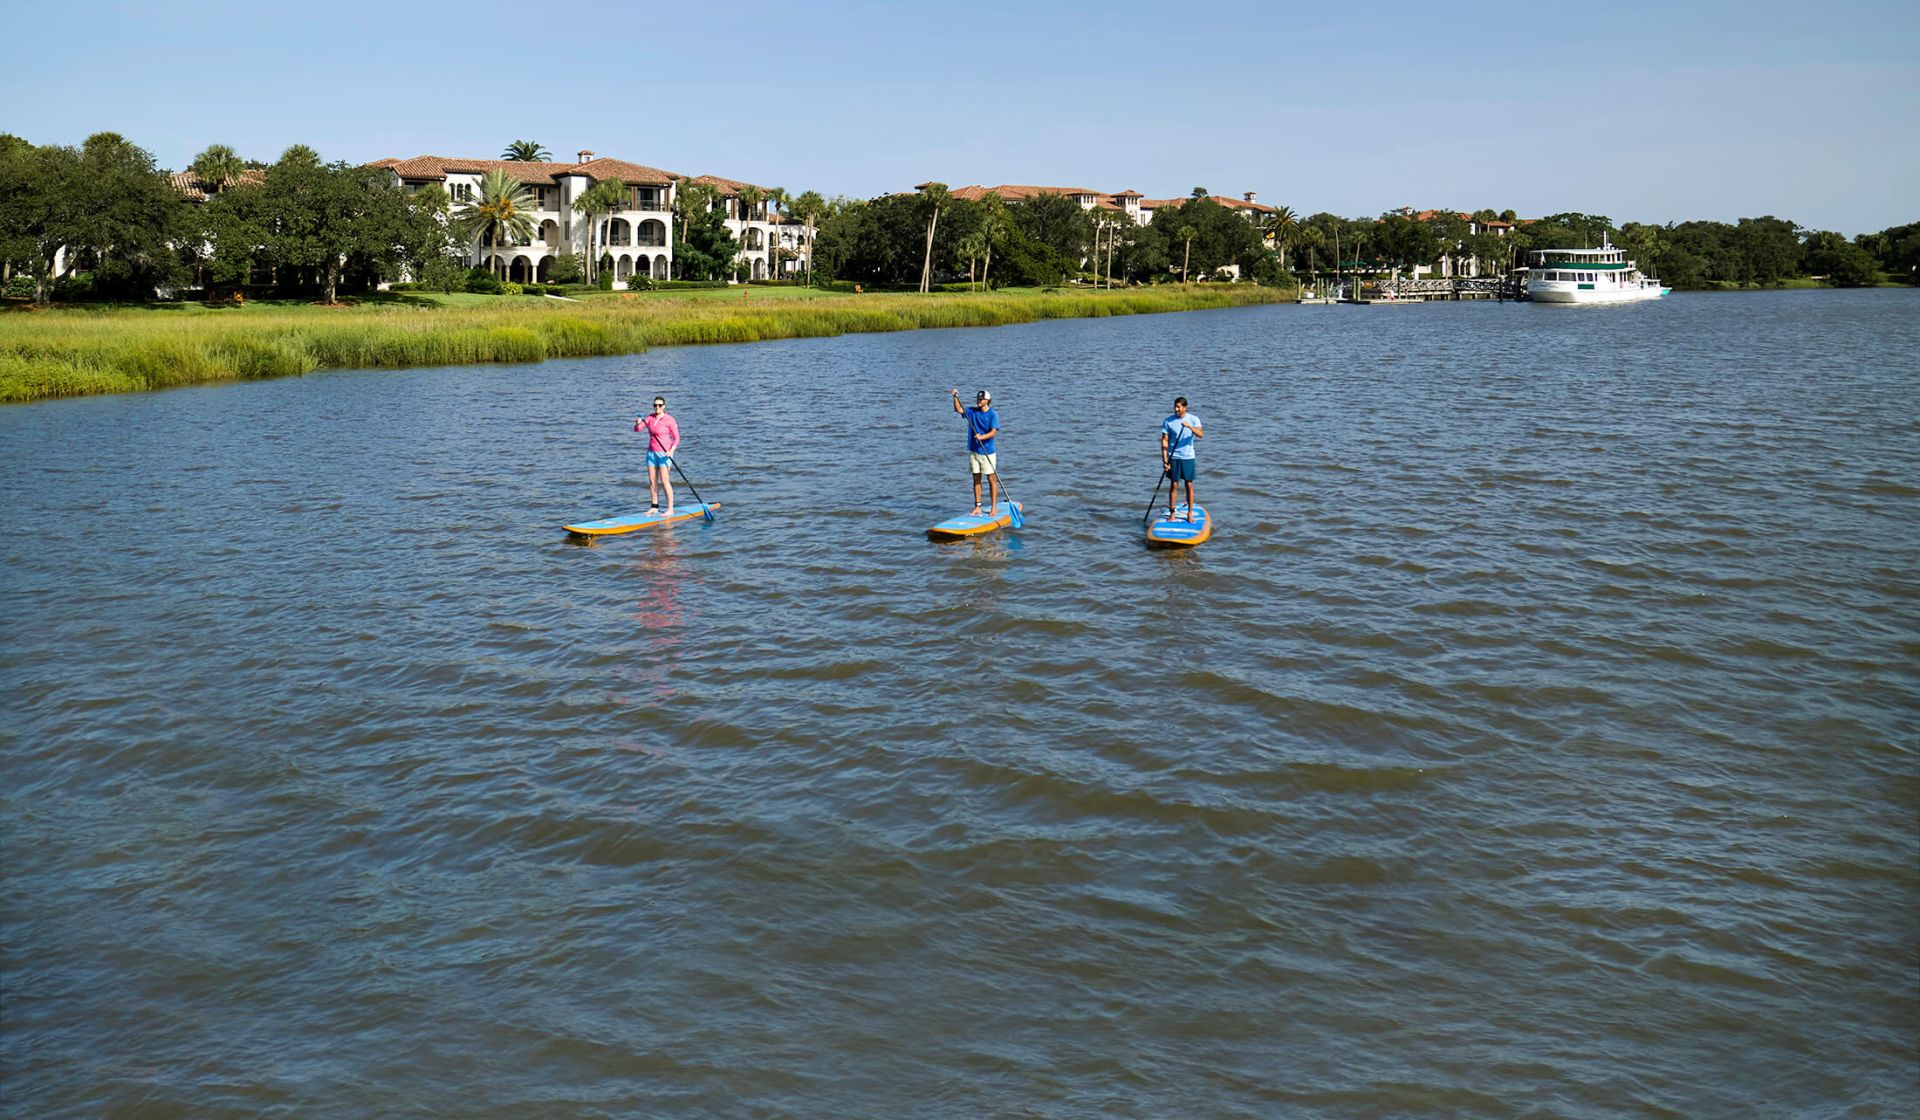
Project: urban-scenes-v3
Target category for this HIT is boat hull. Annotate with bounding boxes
[1528,284,1665,304]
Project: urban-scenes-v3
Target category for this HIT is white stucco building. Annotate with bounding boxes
[371,151,805,286]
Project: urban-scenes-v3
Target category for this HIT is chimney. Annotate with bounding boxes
[577,150,595,163]
[1243,191,1257,203]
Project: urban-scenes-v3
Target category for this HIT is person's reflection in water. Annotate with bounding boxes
[622,530,695,707]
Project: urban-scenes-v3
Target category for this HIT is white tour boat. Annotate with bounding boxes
[1523,235,1670,304]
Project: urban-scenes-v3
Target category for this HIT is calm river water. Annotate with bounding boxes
[3,290,1916,1117]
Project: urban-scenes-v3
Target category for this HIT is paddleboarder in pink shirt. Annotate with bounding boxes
[635,395,681,515]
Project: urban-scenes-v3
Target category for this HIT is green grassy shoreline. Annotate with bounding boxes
[0,286,1287,403]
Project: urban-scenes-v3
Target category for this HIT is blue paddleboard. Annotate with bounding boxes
[563,502,720,536]
[1146,504,1211,548]
[928,502,1023,540]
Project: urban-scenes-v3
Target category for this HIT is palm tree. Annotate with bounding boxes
[957,232,987,290]
[501,140,550,162]
[918,182,950,293]
[766,187,790,278]
[979,192,1008,291]
[454,168,538,279]
[672,179,718,279]
[736,185,765,281]
[189,144,245,193]
[1262,206,1298,274]
[791,189,825,287]
[572,178,627,285]
[1178,224,1198,282]
[1098,212,1113,286]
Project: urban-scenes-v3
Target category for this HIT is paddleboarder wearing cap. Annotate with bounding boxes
[1161,396,1203,522]
[951,388,1000,516]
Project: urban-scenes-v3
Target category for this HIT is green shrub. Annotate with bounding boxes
[5,276,37,299]
[547,254,584,285]
[502,281,524,296]
[464,268,503,294]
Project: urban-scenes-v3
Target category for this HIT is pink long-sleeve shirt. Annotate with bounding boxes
[637,412,679,453]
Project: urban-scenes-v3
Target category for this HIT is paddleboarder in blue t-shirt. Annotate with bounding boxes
[1161,396,1204,522]
[951,388,1000,516]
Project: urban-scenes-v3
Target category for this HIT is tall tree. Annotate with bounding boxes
[1262,206,1298,273]
[672,192,740,281]
[259,147,416,303]
[791,189,826,286]
[958,231,987,290]
[571,177,627,284]
[1178,224,1197,281]
[736,184,765,280]
[918,182,949,292]
[66,132,186,297]
[672,179,719,278]
[0,137,83,302]
[501,140,551,162]
[978,192,1009,290]
[454,167,537,280]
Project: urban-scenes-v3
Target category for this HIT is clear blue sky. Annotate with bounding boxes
[8,0,1917,234]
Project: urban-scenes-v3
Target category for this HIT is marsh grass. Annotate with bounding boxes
[0,286,1285,403]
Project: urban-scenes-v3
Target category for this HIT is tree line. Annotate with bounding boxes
[811,187,1286,290]
[1281,209,1917,289]
[4,131,1913,301]
[0,132,465,303]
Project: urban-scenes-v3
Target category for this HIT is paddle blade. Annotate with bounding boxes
[1008,501,1024,529]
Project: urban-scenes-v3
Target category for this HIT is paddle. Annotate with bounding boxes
[666,456,715,522]
[996,473,1025,529]
[1141,468,1169,524]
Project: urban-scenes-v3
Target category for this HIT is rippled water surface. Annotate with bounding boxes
[4,290,1917,1117]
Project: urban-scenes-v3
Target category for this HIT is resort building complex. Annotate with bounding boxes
[369,152,804,285]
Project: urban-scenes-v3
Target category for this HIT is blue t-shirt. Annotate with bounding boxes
[966,406,999,454]
[1164,413,1201,459]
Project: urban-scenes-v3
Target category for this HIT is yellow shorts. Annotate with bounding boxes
[968,452,997,475]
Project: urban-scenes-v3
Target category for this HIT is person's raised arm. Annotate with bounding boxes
[951,389,964,416]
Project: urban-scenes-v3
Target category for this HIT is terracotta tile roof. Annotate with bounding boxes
[1412,209,1517,228]
[169,168,267,202]
[374,155,679,186]
[690,174,771,198]
[1140,194,1275,214]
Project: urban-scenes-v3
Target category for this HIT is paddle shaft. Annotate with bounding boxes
[666,457,714,520]
[1141,469,1168,524]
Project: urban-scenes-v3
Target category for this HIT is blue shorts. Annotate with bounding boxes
[646,451,673,468]
[1167,458,1196,481]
